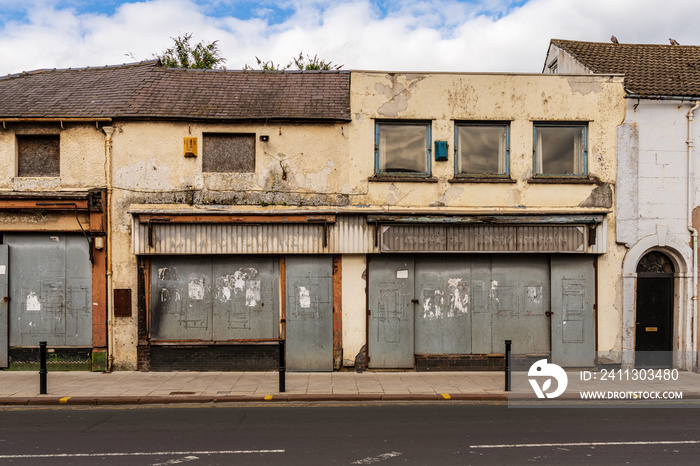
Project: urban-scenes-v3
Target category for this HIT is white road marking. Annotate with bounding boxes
[152,455,199,466]
[0,449,284,459]
[352,451,402,464]
[470,440,700,449]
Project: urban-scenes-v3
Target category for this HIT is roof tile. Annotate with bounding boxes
[0,60,351,121]
[551,39,700,97]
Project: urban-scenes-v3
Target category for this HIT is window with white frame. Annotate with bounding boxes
[375,121,431,175]
[533,123,587,176]
[455,122,509,176]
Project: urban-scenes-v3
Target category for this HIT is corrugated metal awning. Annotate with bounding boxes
[132,211,607,255]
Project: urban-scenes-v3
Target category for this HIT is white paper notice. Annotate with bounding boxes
[0,265,5,275]
[396,270,409,279]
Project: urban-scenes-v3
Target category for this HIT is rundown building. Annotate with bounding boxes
[544,39,700,370]
[0,60,626,371]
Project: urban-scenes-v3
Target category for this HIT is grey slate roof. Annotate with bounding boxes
[550,39,700,98]
[0,60,351,121]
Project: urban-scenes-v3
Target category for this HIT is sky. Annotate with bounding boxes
[1,0,700,76]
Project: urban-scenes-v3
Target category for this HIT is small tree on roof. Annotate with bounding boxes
[246,52,342,71]
[157,33,226,69]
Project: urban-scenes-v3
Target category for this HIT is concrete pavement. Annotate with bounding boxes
[1,369,699,405]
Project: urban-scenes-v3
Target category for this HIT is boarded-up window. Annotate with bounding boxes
[203,133,255,173]
[17,135,60,177]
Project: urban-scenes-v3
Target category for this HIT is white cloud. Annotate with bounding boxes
[2,0,700,75]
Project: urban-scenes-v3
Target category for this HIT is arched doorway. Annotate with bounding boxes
[635,251,674,367]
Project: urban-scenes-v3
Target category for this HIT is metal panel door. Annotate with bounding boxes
[150,256,213,340]
[6,235,91,347]
[0,245,8,367]
[368,255,414,368]
[414,256,471,354]
[551,255,596,367]
[285,255,333,371]
[212,257,278,340]
[490,256,550,354]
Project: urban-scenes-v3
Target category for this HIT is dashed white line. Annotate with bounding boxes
[470,440,700,449]
[0,449,285,459]
[152,455,199,466]
[352,451,402,464]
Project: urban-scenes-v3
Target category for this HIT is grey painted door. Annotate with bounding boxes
[212,257,279,340]
[368,255,414,368]
[489,256,550,354]
[414,256,471,354]
[0,244,7,366]
[285,255,333,371]
[551,255,596,367]
[5,234,92,347]
[150,256,279,341]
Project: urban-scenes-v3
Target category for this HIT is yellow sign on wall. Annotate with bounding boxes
[184,137,197,157]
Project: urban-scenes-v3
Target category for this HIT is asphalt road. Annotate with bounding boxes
[1,402,699,465]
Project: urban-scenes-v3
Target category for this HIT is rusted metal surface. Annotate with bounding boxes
[138,214,335,224]
[0,200,89,210]
[0,245,7,367]
[133,213,605,255]
[113,289,132,318]
[91,246,107,347]
[367,214,605,224]
[332,255,342,370]
[381,224,588,253]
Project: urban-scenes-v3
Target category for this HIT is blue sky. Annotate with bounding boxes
[1,0,700,75]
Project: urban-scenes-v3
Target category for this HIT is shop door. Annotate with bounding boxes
[636,276,673,367]
[285,255,333,371]
[550,255,596,367]
[414,256,471,354]
[5,234,92,347]
[634,251,674,368]
[0,244,8,367]
[368,255,414,368]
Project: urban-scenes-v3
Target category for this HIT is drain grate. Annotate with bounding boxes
[169,391,196,395]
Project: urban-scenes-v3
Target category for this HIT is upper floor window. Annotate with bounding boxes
[17,135,60,177]
[455,122,509,177]
[203,133,255,173]
[533,123,587,176]
[375,121,431,176]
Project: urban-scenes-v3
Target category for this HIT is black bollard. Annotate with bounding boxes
[39,341,47,395]
[505,340,511,392]
[279,339,286,393]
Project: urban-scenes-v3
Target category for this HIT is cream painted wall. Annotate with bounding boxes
[348,72,624,209]
[341,254,367,366]
[0,124,106,191]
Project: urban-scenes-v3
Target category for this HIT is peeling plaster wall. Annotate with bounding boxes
[108,121,350,368]
[349,72,624,209]
[0,124,106,190]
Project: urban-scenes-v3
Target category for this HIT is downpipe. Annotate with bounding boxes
[103,126,115,372]
[687,101,700,372]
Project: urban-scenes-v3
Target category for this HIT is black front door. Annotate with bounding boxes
[635,275,673,367]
